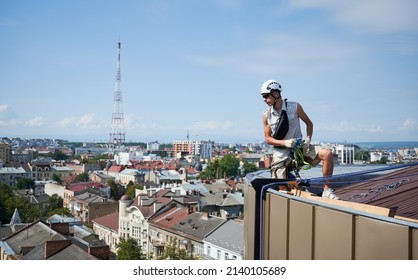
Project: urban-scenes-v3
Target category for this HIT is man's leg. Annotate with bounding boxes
[308,147,339,199]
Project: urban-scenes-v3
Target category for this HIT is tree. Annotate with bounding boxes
[51,173,62,184]
[199,154,241,180]
[116,237,147,260]
[242,160,258,176]
[16,178,35,190]
[107,179,125,200]
[52,150,68,161]
[157,238,199,260]
[126,184,144,199]
[355,150,370,162]
[199,158,220,179]
[218,154,240,178]
[75,172,89,182]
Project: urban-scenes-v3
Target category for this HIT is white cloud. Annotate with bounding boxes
[77,113,106,129]
[25,117,46,127]
[289,0,418,33]
[54,114,107,130]
[319,121,384,134]
[400,118,418,131]
[56,117,77,128]
[188,34,362,76]
[0,104,8,112]
[188,120,234,131]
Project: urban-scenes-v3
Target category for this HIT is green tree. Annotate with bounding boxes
[107,179,125,200]
[0,183,14,223]
[218,154,240,178]
[355,150,370,162]
[125,184,144,199]
[75,172,89,182]
[199,158,220,179]
[116,237,147,260]
[242,160,258,176]
[51,173,62,184]
[16,178,35,190]
[371,156,388,164]
[52,150,68,161]
[157,238,199,260]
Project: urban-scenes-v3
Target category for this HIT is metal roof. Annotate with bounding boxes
[335,164,418,220]
[203,220,244,255]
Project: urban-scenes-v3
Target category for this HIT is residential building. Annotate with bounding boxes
[203,219,244,260]
[112,188,200,256]
[336,144,356,164]
[173,140,214,160]
[148,208,225,259]
[0,220,110,260]
[92,211,120,254]
[24,158,53,181]
[147,141,160,151]
[0,143,11,165]
[0,166,30,187]
[66,190,117,224]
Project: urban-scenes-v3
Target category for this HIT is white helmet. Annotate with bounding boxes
[260,79,282,95]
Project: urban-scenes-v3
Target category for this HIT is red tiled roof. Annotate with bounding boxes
[92,211,119,231]
[148,207,190,228]
[108,165,125,172]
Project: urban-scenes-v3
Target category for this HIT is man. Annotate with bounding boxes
[261,79,339,199]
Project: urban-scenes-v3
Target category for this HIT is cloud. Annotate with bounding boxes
[55,114,107,130]
[400,118,418,131]
[319,121,384,133]
[25,117,46,127]
[187,34,362,76]
[0,104,8,112]
[289,0,418,33]
[56,117,77,128]
[188,120,234,131]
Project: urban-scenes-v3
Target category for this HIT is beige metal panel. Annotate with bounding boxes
[288,200,314,260]
[355,216,410,259]
[266,193,289,260]
[314,207,354,260]
[412,228,418,260]
[243,184,256,260]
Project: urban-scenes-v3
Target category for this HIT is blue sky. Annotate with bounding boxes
[1,0,417,144]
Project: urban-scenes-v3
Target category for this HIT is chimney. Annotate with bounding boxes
[50,222,70,236]
[201,212,209,220]
[45,240,71,259]
[89,245,110,260]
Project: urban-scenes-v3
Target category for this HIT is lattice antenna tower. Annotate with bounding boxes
[109,36,126,145]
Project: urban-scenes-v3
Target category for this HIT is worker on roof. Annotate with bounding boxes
[260,79,339,199]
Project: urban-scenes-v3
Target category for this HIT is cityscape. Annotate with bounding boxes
[0,135,417,260]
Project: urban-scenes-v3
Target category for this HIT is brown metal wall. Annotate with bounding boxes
[244,191,418,260]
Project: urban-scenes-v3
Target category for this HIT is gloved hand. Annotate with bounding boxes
[304,137,311,146]
[283,138,296,148]
[302,137,311,153]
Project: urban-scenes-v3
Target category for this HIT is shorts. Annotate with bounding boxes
[270,144,322,179]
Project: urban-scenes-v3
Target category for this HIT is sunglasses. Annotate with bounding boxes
[262,93,270,99]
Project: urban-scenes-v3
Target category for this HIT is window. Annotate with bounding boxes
[207,246,211,256]
[217,249,221,260]
[225,252,229,260]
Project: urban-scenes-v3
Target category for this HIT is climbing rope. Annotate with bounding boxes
[290,138,311,179]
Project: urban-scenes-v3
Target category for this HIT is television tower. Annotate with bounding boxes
[109,37,126,145]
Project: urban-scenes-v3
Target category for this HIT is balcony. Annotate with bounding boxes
[244,178,418,260]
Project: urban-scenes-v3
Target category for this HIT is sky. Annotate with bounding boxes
[1,0,417,145]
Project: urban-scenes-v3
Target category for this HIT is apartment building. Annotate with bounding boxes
[173,140,214,160]
[0,143,11,165]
